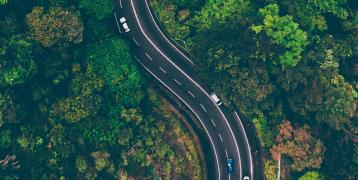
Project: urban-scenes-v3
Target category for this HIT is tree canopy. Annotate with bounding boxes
[251,4,308,67]
[26,6,83,47]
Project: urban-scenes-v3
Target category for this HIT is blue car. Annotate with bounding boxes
[227,158,233,173]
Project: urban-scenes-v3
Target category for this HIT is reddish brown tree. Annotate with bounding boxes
[271,120,325,172]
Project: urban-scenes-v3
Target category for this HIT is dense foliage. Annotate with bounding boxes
[152,0,357,179]
[0,0,202,179]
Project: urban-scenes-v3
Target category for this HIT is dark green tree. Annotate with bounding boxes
[78,0,113,20]
[86,37,144,106]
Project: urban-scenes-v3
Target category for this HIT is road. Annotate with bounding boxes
[115,0,254,179]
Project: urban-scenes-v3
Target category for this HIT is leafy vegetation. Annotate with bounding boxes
[152,0,358,179]
[0,0,202,179]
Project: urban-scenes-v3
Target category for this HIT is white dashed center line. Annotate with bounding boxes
[173,78,181,85]
[200,104,207,112]
[159,67,167,74]
[145,52,152,61]
[188,90,195,98]
[132,37,140,46]
[211,119,216,127]
[219,134,223,142]
[134,56,140,62]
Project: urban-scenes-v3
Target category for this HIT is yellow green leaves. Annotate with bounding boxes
[251,4,308,67]
[26,7,83,48]
[0,35,36,86]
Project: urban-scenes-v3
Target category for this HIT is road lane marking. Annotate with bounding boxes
[113,13,122,34]
[132,5,241,175]
[173,78,181,85]
[134,0,241,177]
[211,119,216,127]
[144,0,194,64]
[134,60,221,180]
[159,66,167,74]
[187,90,195,98]
[219,134,223,142]
[225,150,228,158]
[234,110,253,179]
[200,104,206,112]
[132,4,241,172]
[134,56,141,63]
[132,37,140,46]
[145,52,152,61]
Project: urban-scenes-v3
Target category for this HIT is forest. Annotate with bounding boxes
[151,0,357,179]
[0,0,202,179]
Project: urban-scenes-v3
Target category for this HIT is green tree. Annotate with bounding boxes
[0,92,21,126]
[0,130,11,148]
[86,37,144,106]
[168,0,204,9]
[26,6,83,47]
[253,114,275,148]
[75,156,88,173]
[299,171,324,180]
[78,0,113,20]
[91,151,110,171]
[280,0,348,31]
[288,75,357,131]
[120,107,143,124]
[193,0,251,31]
[315,75,357,130]
[0,0,7,5]
[0,14,19,36]
[150,0,191,46]
[0,35,36,86]
[251,4,308,67]
[264,160,277,180]
[353,146,358,164]
[51,65,104,123]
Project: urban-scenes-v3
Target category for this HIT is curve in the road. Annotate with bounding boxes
[115,0,254,179]
[128,1,242,178]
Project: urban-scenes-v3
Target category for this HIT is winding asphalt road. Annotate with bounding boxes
[115,0,254,179]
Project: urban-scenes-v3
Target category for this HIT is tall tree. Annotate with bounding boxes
[193,0,251,31]
[299,171,324,180]
[86,37,144,107]
[251,4,308,67]
[51,64,104,123]
[78,0,113,20]
[271,121,325,172]
[0,35,36,86]
[26,6,83,48]
[280,0,348,32]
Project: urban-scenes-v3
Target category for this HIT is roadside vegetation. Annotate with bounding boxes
[0,0,202,179]
[151,0,358,179]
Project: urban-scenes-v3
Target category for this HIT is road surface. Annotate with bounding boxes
[114,0,254,179]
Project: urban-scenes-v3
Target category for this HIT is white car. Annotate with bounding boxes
[210,93,223,106]
[243,176,250,180]
[120,17,130,32]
